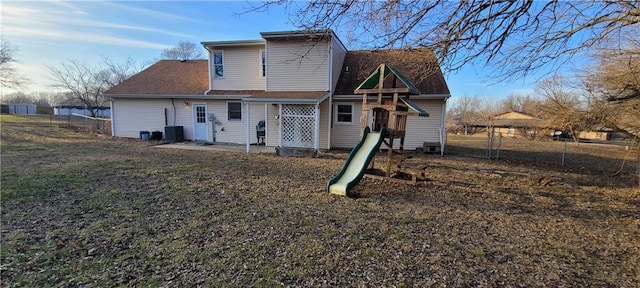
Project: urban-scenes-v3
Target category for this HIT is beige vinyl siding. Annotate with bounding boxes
[206,100,237,143]
[249,103,267,144]
[330,37,347,92]
[112,98,194,139]
[403,99,444,150]
[211,46,265,90]
[265,39,329,91]
[266,104,279,147]
[330,99,445,150]
[319,100,330,150]
[203,101,265,144]
[331,101,366,148]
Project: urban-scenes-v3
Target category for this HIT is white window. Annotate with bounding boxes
[227,102,242,121]
[335,103,354,124]
[213,51,224,78]
[260,49,266,77]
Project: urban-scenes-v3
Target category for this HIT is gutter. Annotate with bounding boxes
[241,92,330,104]
[241,97,322,104]
[105,93,246,100]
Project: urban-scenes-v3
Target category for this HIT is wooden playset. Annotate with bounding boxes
[327,63,430,196]
[354,63,429,182]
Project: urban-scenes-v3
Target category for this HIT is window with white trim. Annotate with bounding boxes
[260,49,266,77]
[213,51,224,78]
[227,102,242,121]
[335,103,354,124]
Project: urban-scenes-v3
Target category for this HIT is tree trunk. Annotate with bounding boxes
[569,127,579,143]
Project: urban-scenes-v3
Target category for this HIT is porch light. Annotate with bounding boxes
[184,101,190,106]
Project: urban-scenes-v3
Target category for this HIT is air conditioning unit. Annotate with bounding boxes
[164,126,184,142]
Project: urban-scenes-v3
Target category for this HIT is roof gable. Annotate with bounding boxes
[335,49,450,95]
[104,60,209,95]
[355,63,421,95]
[493,111,539,120]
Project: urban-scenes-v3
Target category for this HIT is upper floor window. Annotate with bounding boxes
[335,103,354,124]
[213,51,224,78]
[260,50,266,77]
[227,102,242,121]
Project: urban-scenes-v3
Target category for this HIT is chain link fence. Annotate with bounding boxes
[446,133,640,175]
[61,114,112,135]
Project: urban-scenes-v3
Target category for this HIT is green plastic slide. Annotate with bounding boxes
[327,127,385,197]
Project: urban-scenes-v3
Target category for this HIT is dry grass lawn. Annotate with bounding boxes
[1,115,639,287]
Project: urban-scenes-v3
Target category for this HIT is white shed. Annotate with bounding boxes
[54,106,110,117]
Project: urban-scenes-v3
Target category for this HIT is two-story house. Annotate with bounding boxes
[105,29,450,154]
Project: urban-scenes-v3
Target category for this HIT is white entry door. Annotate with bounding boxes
[193,103,208,141]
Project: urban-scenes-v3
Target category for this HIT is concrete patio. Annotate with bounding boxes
[154,142,276,154]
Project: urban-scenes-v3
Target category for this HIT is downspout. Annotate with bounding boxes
[440,97,448,156]
[109,99,115,136]
[327,37,332,93]
[245,102,250,153]
[171,98,177,126]
[327,38,332,150]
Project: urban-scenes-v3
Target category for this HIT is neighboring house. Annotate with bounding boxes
[9,103,37,115]
[471,111,548,138]
[576,126,613,141]
[54,105,111,117]
[104,29,450,153]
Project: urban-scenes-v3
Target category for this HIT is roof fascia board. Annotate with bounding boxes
[261,29,333,39]
[242,97,321,104]
[201,39,265,47]
[106,94,246,100]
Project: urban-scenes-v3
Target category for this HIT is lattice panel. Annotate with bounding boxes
[282,104,315,148]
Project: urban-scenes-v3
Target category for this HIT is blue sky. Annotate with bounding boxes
[2,0,544,100]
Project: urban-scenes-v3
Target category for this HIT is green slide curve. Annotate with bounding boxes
[327,127,385,197]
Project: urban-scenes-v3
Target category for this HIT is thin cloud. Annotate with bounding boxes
[2,1,188,49]
[2,3,194,39]
[5,26,171,49]
[47,0,88,15]
[100,1,208,25]
[79,20,195,39]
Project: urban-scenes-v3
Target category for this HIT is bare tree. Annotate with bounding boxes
[246,1,640,81]
[0,38,28,88]
[499,93,543,117]
[448,95,481,135]
[1,91,33,104]
[161,41,205,60]
[581,40,640,140]
[1,91,61,107]
[47,57,139,117]
[476,97,500,135]
[535,76,585,142]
